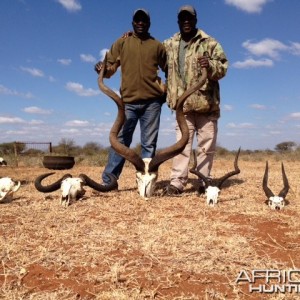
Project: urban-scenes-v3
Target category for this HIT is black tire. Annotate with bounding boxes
[42,156,75,170]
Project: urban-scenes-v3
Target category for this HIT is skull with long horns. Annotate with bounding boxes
[262,161,289,210]
[34,172,117,206]
[98,54,208,199]
[190,148,241,206]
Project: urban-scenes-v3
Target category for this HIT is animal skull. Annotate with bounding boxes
[205,186,221,206]
[0,177,21,202]
[0,157,7,166]
[60,176,86,207]
[34,172,117,206]
[268,196,285,210]
[136,158,158,199]
[263,161,289,210]
[190,147,241,206]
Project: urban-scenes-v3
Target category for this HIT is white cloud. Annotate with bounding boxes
[224,0,271,13]
[250,104,267,110]
[290,42,300,56]
[288,112,300,119]
[56,0,81,12]
[65,120,90,127]
[232,58,273,69]
[65,82,100,97]
[20,66,44,77]
[100,48,109,60]
[60,128,80,133]
[29,120,44,125]
[0,116,25,124]
[80,54,96,63]
[58,58,72,65]
[23,106,52,115]
[0,84,34,99]
[223,104,233,111]
[227,122,256,129]
[242,39,288,59]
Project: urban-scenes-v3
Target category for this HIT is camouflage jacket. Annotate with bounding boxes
[163,29,228,116]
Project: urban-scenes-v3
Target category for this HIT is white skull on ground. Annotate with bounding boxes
[0,177,21,202]
[136,158,158,199]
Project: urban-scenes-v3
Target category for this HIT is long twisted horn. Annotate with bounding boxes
[98,54,145,172]
[34,173,72,193]
[99,53,207,173]
[148,68,207,173]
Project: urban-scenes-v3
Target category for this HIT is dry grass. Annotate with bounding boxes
[1,156,300,300]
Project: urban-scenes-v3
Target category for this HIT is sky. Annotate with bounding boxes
[1,0,300,151]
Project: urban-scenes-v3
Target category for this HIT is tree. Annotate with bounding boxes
[52,138,77,155]
[82,142,103,155]
[274,141,296,153]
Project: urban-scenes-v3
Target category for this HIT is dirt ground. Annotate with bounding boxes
[1,157,300,300]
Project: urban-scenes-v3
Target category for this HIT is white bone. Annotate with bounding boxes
[136,158,158,199]
[0,157,7,166]
[0,177,21,202]
[60,177,85,207]
[268,196,285,210]
[205,186,220,206]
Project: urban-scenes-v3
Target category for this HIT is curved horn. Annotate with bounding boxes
[34,173,72,193]
[79,173,117,192]
[217,147,241,188]
[98,54,145,172]
[12,180,21,193]
[278,162,289,198]
[148,68,208,173]
[189,149,211,187]
[262,161,274,199]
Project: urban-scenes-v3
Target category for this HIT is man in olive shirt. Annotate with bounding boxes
[95,8,167,189]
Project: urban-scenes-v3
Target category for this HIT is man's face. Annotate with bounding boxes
[132,12,150,36]
[178,11,197,34]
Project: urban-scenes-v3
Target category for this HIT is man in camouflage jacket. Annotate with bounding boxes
[163,5,228,195]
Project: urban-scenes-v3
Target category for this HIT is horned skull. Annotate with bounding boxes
[190,147,241,206]
[0,177,21,202]
[263,161,289,210]
[98,54,207,199]
[34,172,117,206]
[136,158,157,199]
[205,186,221,206]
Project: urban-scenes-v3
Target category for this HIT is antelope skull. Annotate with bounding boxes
[0,177,21,202]
[34,172,117,206]
[263,161,289,210]
[190,147,241,206]
[98,54,207,198]
[0,157,7,166]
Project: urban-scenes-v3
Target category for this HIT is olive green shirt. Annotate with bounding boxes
[104,33,167,103]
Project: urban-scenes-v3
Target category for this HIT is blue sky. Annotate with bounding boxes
[1,0,300,151]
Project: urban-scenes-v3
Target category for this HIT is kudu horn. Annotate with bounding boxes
[98,53,208,173]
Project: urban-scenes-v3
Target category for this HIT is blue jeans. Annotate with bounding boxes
[102,98,162,184]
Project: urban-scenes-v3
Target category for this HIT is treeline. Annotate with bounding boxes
[1,139,300,157]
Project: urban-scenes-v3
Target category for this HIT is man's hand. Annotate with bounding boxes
[94,61,103,74]
[198,56,209,69]
[121,31,133,38]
